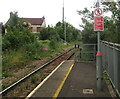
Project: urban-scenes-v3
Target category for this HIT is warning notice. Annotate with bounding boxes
[94,16,104,31]
[94,8,103,16]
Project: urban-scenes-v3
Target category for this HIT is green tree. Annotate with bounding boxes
[6,12,19,27]
[77,8,97,44]
[40,22,80,42]
[101,1,120,43]
[40,26,60,41]
[2,11,36,51]
[55,22,81,42]
[78,1,120,44]
[55,22,64,40]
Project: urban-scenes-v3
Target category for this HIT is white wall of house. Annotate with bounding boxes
[41,20,46,27]
[31,25,41,27]
[30,25,41,33]
[5,29,7,34]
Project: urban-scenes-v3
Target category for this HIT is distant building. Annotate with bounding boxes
[6,12,46,33]
[21,17,46,33]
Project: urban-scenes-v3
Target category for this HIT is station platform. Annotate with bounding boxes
[26,60,112,98]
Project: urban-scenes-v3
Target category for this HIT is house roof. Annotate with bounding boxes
[21,17,45,25]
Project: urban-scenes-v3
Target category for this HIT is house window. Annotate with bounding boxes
[32,27,37,33]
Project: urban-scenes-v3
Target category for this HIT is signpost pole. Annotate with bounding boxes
[96,0,103,91]
[98,31,100,51]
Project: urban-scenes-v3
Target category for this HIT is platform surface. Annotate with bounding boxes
[28,61,112,98]
[58,61,112,98]
[30,60,74,98]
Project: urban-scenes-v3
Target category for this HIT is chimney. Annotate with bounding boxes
[42,16,45,20]
[10,12,13,18]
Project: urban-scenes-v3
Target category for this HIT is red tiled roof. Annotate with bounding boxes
[21,17,45,25]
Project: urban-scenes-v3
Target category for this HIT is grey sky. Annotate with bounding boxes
[0,0,101,29]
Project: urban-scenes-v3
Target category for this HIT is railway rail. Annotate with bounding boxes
[1,47,76,98]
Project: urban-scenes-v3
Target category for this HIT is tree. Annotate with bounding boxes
[55,22,81,42]
[101,1,120,43]
[40,26,60,41]
[78,1,120,44]
[2,11,36,51]
[77,8,97,44]
[40,22,81,42]
[6,12,19,27]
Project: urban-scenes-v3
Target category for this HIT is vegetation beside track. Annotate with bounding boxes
[2,49,75,97]
[2,40,75,78]
[1,12,80,91]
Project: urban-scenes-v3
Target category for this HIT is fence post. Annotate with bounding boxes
[80,47,82,59]
[81,45,83,59]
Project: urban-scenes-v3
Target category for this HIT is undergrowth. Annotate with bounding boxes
[2,40,75,78]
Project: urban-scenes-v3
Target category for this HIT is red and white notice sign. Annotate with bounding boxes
[94,16,104,31]
[94,8,104,31]
[94,8,103,16]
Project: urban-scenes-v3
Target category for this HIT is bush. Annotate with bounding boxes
[2,30,36,51]
[25,41,43,59]
[49,40,59,49]
[2,48,28,72]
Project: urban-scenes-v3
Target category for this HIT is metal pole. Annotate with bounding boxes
[96,0,103,91]
[0,23,2,97]
[62,0,64,22]
[98,32,100,51]
[62,0,66,44]
[64,17,66,44]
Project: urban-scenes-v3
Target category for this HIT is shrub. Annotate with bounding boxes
[2,30,36,51]
[49,40,58,49]
[25,41,43,59]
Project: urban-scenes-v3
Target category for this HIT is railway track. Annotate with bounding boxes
[1,47,76,98]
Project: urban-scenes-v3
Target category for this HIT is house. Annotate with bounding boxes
[21,17,46,33]
[6,12,46,33]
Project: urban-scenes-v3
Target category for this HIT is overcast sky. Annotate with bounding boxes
[1,0,100,29]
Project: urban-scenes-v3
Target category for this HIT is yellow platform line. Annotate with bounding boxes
[53,63,74,99]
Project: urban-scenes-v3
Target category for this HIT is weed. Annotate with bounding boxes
[25,84,29,89]
[2,48,28,72]
[103,70,111,84]
[31,75,39,84]
[2,73,13,78]
[2,84,9,90]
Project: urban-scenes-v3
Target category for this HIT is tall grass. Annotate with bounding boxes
[2,48,28,72]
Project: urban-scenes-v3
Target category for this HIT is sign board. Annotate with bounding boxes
[94,16,104,31]
[94,8,103,16]
[94,8,104,31]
